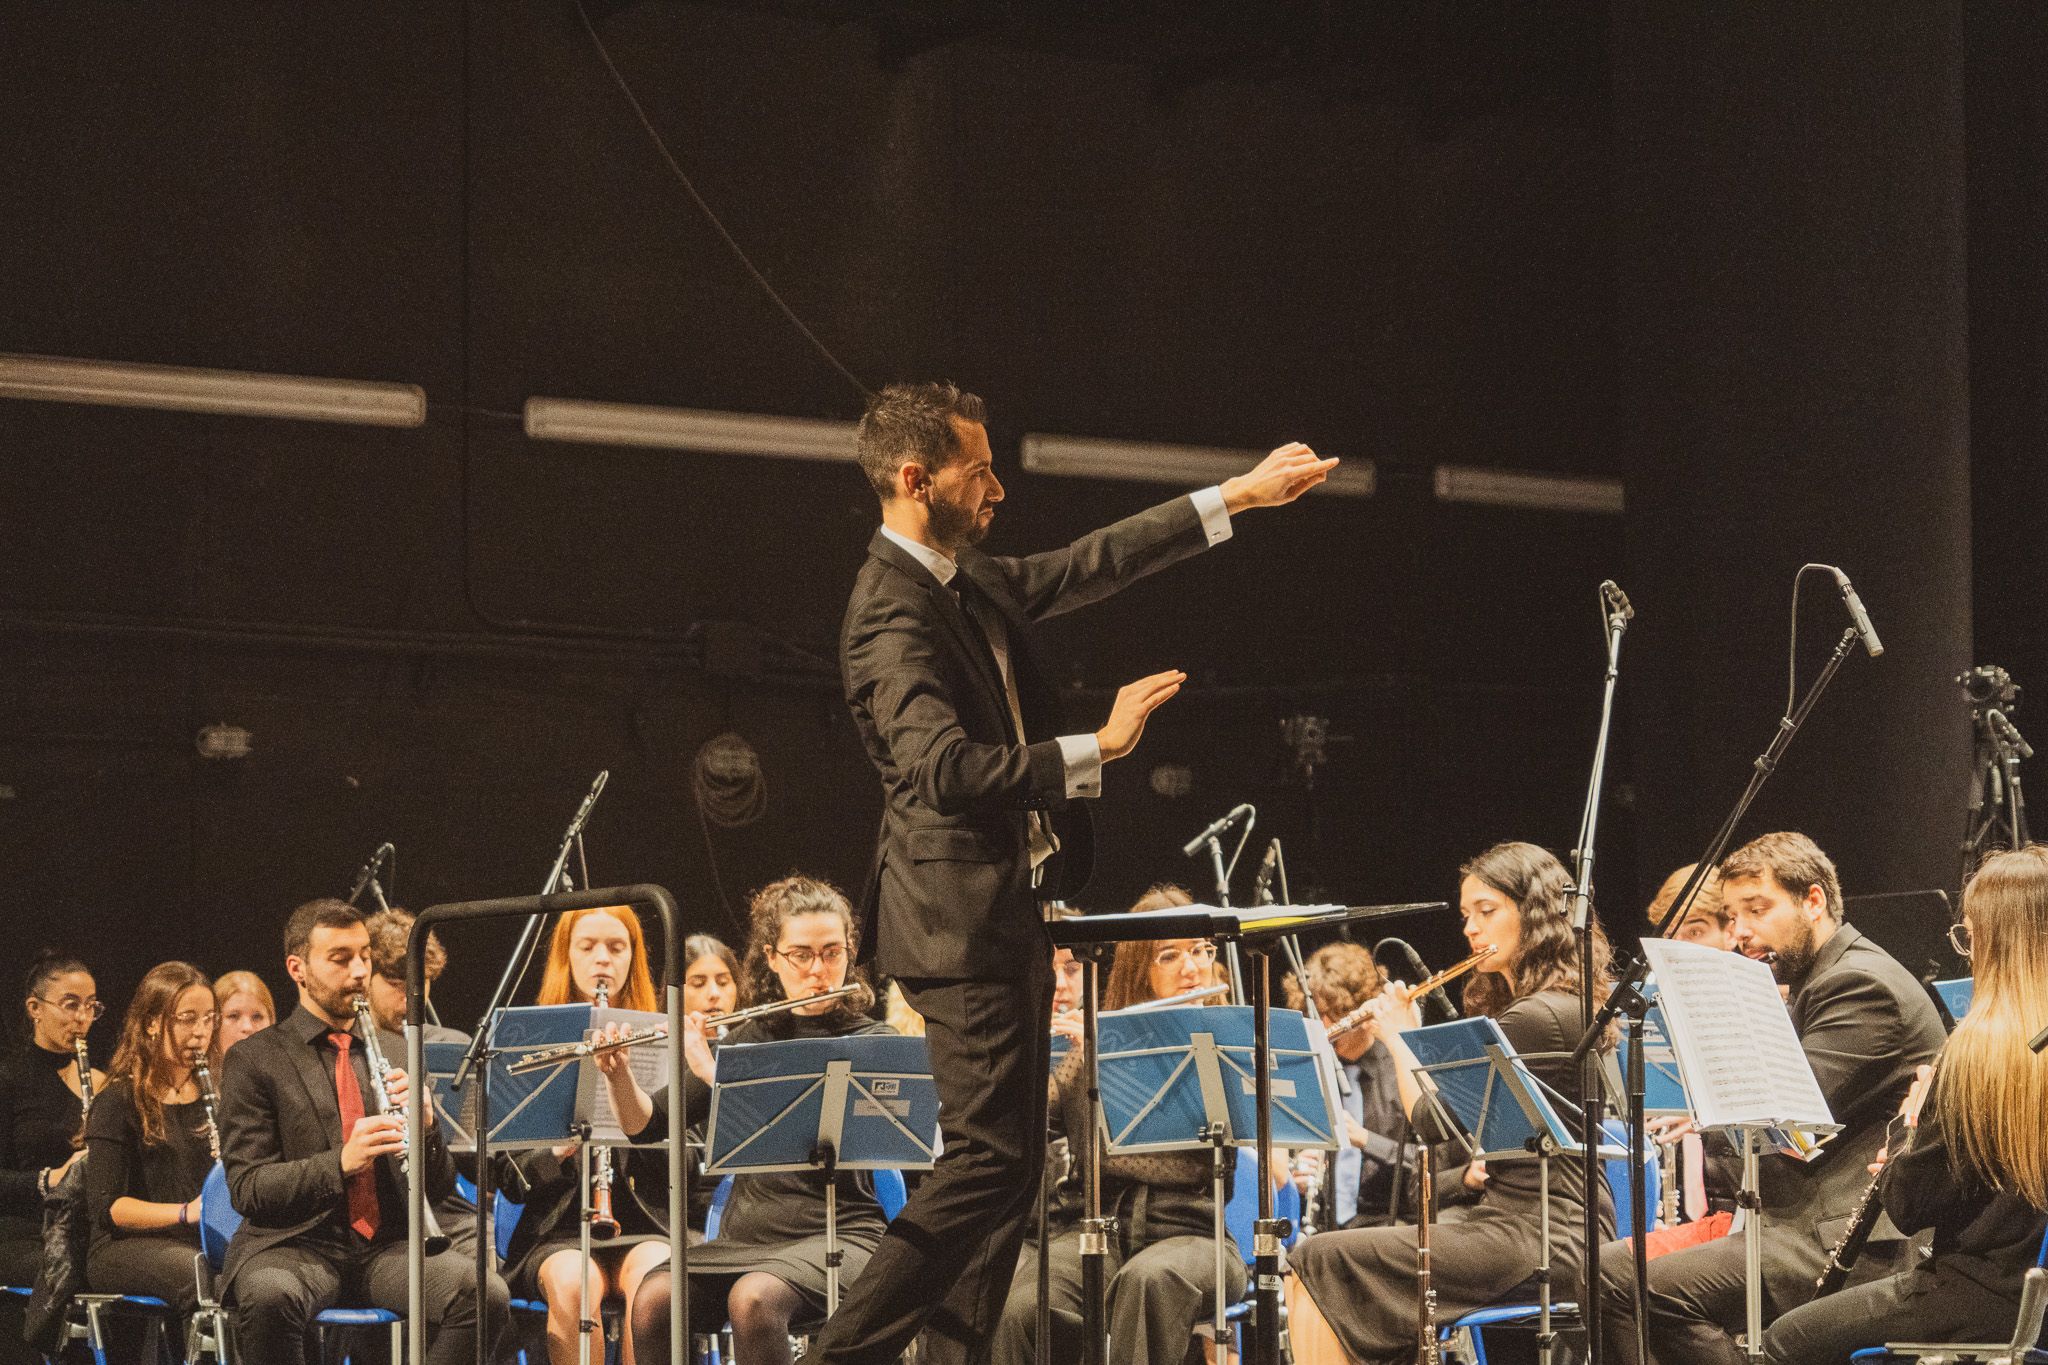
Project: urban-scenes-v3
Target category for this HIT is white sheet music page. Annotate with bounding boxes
[1638,939,1833,1133]
[583,1007,672,1143]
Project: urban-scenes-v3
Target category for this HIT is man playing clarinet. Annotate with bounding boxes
[808,381,1334,1364]
[215,897,509,1364]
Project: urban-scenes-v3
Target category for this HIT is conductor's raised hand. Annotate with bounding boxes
[1095,669,1186,763]
[1220,442,1340,514]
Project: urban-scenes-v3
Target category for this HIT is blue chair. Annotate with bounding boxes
[199,1158,402,1365]
[1438,1119,1658,1365]
[1847,1221,2048,1364]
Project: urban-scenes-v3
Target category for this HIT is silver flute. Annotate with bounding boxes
[192,1051,222,1163]
[351,998,450,1254]
[705,984,861,1032]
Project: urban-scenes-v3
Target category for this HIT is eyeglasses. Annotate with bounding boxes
[172,1011,218,1031]
[1947,921,1972,959]
[772,945,848,971]
[1153,942,1219,969]
[33,995,104,1020]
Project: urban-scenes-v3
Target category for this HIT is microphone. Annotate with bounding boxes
[346,842,395,907]
[1600,579,1634,631]
[1373,937,1461,1024]
[1181,803,1254,858]
[1250,840,1281,905]
[1828,568,1885,659]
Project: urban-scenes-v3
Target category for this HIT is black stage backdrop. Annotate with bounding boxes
[0,0,2024,1032]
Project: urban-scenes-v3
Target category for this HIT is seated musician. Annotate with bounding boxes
[216,897,508,1365]
[211,970,275,1058]
[83,962,218,1313]
[1596,832,1948,1365]
[611,875,895,1365]
[0,952,104,1288]
[1290,842,1618,1365]
[501,904,672,1365]
[1762,842,2048,1361]
[681,933,746,1232]
[990,882,1247,1365]
[361,908,466,1044]
[1283,942,1431,1231]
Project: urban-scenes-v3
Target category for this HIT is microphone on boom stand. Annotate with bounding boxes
[1181,804,1255,859]
[346,842,395,909]
[1825,566,1885,659]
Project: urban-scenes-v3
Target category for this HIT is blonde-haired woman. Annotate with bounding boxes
[1763,844,2048,1362]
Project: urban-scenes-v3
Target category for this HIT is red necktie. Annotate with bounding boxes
[329,1031,381,1240]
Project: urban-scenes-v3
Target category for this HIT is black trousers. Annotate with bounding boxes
[88,1233,202,1311]
[230,1233,510,1365]
[1762,1262,2023,1364]
[799,964,1054,1365]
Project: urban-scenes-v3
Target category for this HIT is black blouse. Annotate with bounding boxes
[0,1042,89,1221]
[83,1078,213,1252]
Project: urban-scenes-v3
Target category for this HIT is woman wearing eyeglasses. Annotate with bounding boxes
[502,904,673,1365]
[82,962,220,1312]
[1761,844,2048,1363]
[991,882,1243,1365]
[0,950,106,1286]
[611,874,893,1365]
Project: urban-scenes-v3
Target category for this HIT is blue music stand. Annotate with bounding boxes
[1935,976,1974,1021]
[705,1035,939,1312]
[423,1040,478,1154]
[1403,1017,1621,1365]
[1614,993,1693,1119]
[1096,1005,1337,1346]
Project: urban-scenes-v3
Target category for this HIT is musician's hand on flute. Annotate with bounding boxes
[1050,1011,1084,1046]
[1367,983,1423,1036]
[682,1012,717,1087]
[1646,1115,1695,1146]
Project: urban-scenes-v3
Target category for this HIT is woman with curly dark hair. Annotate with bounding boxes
[1290,841,1618,1364]
[607,875,891,1365]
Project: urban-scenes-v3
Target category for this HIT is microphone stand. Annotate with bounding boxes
[1572,589,1628,1365]
[345,842,395,913]
[1568,626,1862,1364]
[1195,811,1256,1005]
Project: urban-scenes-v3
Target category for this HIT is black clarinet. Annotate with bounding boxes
[192,1052,223,1162]
[1814,1169,1884,1295]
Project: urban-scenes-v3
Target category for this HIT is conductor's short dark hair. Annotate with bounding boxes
[855,381,988,501]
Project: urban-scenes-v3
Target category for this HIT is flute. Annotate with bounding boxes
[704,984,861,1032]
[505,1024,671,1076]
[1326,946,1498,1041]
[1115,984,1231,1013]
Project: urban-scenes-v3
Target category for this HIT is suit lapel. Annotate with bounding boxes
[867,531,1012,726]
[284,1011,345,1149]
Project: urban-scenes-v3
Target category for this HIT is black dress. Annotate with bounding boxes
[1291,990,1617,1365]
[0,1042,90,1287]
[636,1008,897,1335]
[83,1079,214,1310]
[1761,1068,2048,1363]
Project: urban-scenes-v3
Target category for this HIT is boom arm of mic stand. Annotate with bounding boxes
[1568,626,1862,1076]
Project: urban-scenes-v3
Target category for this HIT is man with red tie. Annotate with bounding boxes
[215,898,508,1364]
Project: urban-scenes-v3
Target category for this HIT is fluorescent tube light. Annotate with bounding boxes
[0,353,425,427]
[1433,464,1624,515]
[524,398,858,462]
[1020,433,1376,497]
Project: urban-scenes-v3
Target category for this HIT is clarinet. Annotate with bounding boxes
[351,998,451,1255]
[1814,1169,1885,1295]
[74,1037,95,1119]
[588,983,621,1240]
[192,1051,223,1162]
[1417,1139,1441,1364]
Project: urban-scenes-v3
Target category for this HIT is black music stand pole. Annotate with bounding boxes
[1078,948,1113,1365]
[1249,947,1286,1365]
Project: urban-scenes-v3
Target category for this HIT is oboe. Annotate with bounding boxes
[588,983,621,1241]
[1814,1168,1885,1295]
[192,1051,223,1163]
[351,998,451,1255]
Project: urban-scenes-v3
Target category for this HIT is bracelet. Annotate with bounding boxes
[178,1201,189,1226]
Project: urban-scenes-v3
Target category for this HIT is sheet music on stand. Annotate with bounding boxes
[1615,984,1693,1119]
[1638,939,1836,1155]
[1094,1005,1339,1154]
[483,1004,672,1149]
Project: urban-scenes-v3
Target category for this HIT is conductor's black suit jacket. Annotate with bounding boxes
[840,496,1214,980]
[215,1004,457,1296]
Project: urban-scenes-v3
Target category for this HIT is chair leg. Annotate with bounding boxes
[390,1316,403,1363]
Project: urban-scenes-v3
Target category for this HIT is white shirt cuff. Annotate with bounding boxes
[1058,733,1103,800]
[1190,486,1233,546]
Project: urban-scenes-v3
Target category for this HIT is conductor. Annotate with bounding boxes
[806,381,1335,1364]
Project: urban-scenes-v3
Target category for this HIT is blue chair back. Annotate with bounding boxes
[873,1169,908,1222]
[495,1191,522,1264]
[1600,1119,1659,1237]
[1224,1147,1301,1267]
[200,1160,239,1270]
[704,1175,736,1241]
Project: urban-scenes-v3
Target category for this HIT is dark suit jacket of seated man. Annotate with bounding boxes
[217,904,509,1365]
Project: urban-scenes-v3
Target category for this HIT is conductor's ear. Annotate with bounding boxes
[897,460,930,503]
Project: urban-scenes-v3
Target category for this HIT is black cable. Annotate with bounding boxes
[572,0,873,402]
